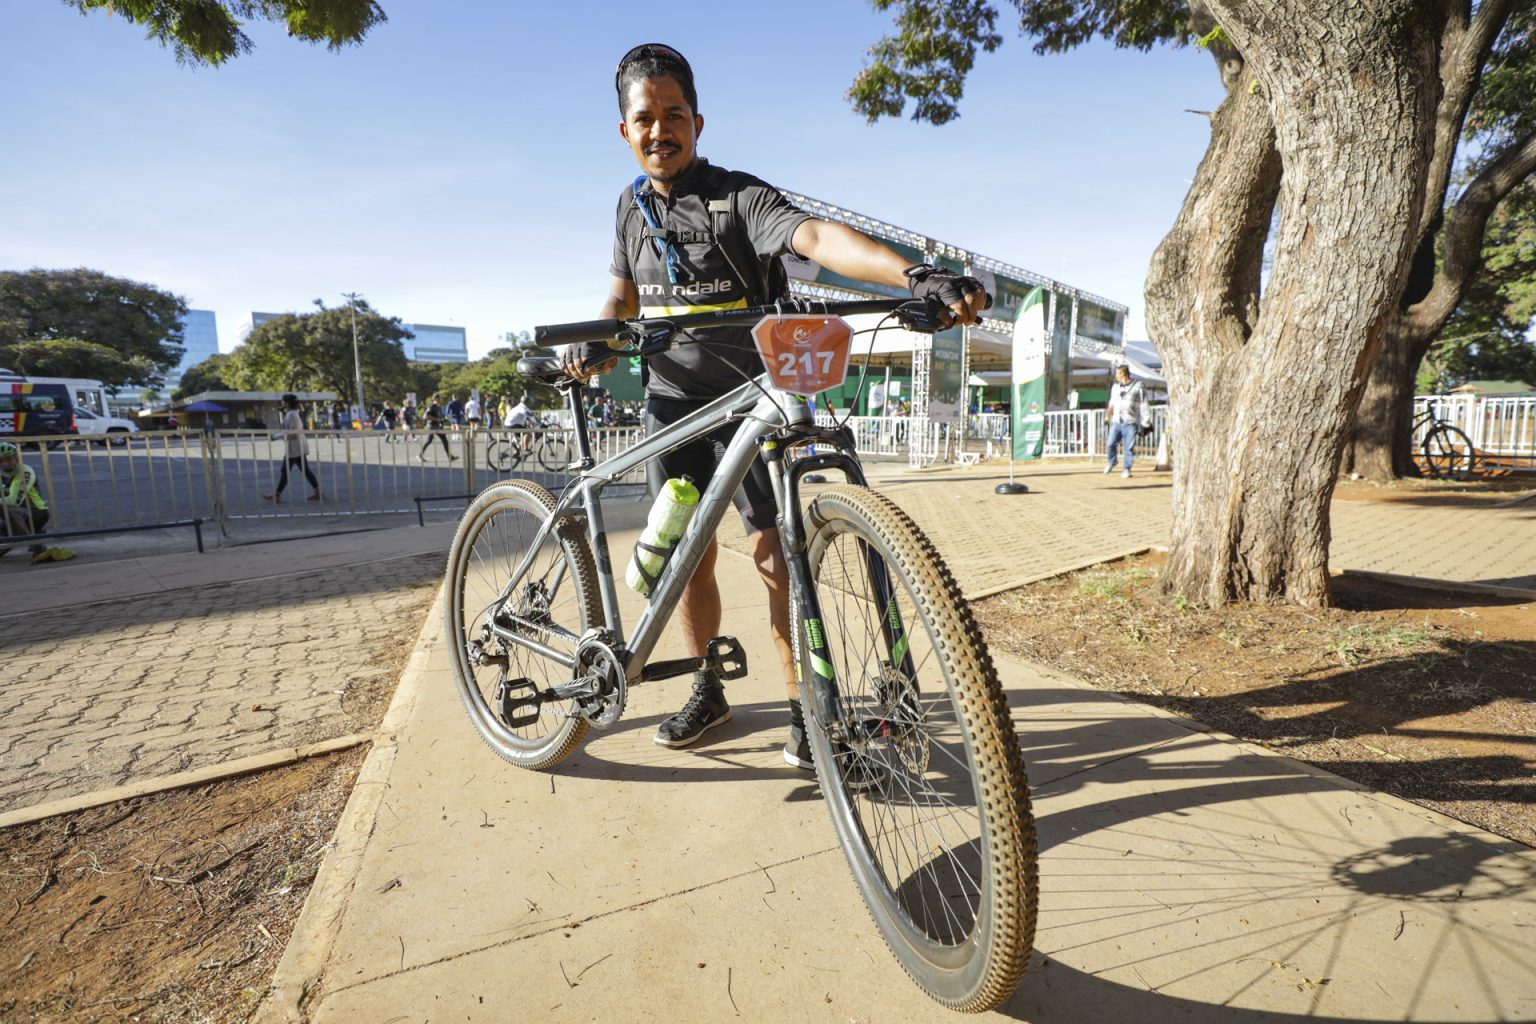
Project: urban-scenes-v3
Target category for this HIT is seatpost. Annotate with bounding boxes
[564,382,597,470]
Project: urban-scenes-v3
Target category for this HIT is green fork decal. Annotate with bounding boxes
[805,618,834,680]
[886,598,909,666]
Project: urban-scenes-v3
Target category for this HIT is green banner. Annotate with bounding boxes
[930,326,965,420]
[1049,292,1074,410]
[1076,296,1125,346]
[1010,287,1048,460]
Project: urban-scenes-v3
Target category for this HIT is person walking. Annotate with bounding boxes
[465,393,483,428]
[262,393,323,502]
[1104,364,1151,478]
[562,42,987,765]
[419,393,457,462]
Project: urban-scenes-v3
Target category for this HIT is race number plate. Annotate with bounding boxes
[750,315,853,397]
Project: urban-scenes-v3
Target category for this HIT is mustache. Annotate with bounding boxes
[644,143,680,155]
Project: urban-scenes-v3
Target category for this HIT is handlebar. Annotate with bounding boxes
[530,296,962,350]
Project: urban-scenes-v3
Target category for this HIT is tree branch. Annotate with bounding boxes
[1410,128,1536,330]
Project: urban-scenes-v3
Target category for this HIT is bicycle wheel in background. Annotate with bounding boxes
[801,484,1037,1013]
[537,431,572,473]
[486,436,517,473]
[444,480,601,770]
[1422,423,1475,479]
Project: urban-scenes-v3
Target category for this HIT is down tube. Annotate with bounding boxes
[622,393,789,676]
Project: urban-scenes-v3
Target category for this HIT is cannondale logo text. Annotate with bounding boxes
[637,279,735,298]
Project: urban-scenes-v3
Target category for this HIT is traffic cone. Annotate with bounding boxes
[1155,431,1171,471]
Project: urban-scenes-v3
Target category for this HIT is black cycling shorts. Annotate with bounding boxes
[644,397,778,536]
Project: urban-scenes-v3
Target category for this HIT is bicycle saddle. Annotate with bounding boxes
[517,355,566,383]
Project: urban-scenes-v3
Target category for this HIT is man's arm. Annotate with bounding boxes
[791,220,988,325]
[564,275,638,380]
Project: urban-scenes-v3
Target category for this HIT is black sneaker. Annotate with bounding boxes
[653,678,731,748]
[785,722,881,791]
[784,722,814,770]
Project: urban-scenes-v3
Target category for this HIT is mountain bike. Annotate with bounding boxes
[485,420,571,473]
[1413,403,1476,479]
[442,296,1037,1013]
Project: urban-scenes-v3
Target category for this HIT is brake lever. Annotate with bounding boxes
[893,297,952,334]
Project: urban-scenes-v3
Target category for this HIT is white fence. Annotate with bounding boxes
[1413,394,1536,462]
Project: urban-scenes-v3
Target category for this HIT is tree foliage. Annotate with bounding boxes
[61,0,386,66]
[225,298,409,404]
[0,337,157,384]
[173,352,234,400]
[1424,181,1536,388]
[849,1,1195,123]
[0,268,186,386]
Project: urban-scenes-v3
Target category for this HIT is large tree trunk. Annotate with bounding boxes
[1346,320,1430,480]
[1343,1,1528,481]
[1149,1,1442,607]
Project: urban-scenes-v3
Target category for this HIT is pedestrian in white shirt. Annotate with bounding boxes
[1104,365,1151,479]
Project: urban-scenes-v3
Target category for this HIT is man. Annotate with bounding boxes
[1104,364,1151,479]
[0,441,73,564]
[464,393,483,428]
[446,393,466,428]
[564,43,987,767]
[419,393,457,462]
[503,392,538,455]
[262,393,322,503]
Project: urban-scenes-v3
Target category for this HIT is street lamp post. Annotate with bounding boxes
[343,292,366,421]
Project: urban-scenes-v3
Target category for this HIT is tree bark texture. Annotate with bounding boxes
[1148,0,1442,606]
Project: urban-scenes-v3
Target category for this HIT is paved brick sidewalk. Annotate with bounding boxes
[718,462,1536,596]
[0,552,441,816]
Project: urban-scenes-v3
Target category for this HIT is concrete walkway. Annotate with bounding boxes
[262,498,1536,1024]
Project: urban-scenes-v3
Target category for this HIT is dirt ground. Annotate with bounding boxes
[974,552,1536,848]
[0,587,433,1024]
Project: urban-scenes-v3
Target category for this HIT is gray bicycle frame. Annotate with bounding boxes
[493,374,812,685]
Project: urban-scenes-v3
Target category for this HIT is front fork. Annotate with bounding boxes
[761,427,916,741]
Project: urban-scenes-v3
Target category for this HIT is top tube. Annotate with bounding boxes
[531,296,937,348]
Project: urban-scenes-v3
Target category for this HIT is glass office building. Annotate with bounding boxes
[404,324,469,363]
[171,309,219,385]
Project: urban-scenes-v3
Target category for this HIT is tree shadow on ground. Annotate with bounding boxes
[1333,572,1533,609]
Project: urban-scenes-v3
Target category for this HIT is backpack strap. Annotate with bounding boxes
[709,172,787,306]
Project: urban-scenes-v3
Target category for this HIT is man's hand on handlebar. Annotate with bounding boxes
[906,266,991,328]
[562,341,620,381]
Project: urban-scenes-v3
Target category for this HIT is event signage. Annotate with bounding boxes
[1010,287,1048,460]
[929,326,965,421]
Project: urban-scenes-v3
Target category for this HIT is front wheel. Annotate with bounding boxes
[1422,423,1474,479]
[801,485,1037,1012]
[486,438,517,473]
[444,480,602,770]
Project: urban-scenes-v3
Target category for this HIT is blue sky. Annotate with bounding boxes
[1,2,1223,359]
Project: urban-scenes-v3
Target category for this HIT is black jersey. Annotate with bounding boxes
[610,158,810,400]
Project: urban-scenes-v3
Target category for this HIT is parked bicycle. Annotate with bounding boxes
[1414,402,1476,479]
[442,295,1037,1013]
[484,420,571,474]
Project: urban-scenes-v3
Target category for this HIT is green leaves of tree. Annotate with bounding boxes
[849,0,1193,124]
[0,338,157,384]
[225,299,409,404]
[0,268,186,386]
[61,0,386,66]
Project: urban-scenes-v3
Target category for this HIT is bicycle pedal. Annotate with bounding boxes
[496,677,541,729]
[705,636,748,681]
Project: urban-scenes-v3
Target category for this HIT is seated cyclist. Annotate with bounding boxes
[563,43,986,768]
[0,442,74,564]
[503,393,539,453]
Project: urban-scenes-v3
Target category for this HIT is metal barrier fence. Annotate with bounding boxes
[1,426,648,541]
[1414,394,1536,463]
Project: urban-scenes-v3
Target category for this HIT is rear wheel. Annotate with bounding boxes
[444,480,600,770]
[487,436,517,473]
[802,485,1037,1012]
[537,431,572,473]
[1422,423,1474,479]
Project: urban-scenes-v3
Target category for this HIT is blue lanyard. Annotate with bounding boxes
[631,175,681,286]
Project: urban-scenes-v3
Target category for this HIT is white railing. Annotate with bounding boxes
[1414,394,1536,461]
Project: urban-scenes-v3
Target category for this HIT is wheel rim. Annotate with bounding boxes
[453,491,589,750]
[809,522,993,966]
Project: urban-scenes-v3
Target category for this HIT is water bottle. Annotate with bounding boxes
[626,476,700,595]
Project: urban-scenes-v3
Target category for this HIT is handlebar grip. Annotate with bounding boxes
[533,319,623,346]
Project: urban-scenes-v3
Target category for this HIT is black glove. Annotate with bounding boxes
[905,265,992,316]
[1138,425,1153,440]
[564,341,617,376]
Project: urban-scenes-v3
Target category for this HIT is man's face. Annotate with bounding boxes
[1117,370,1131,385]
[619,74,702,184]
[0,455,17,475]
